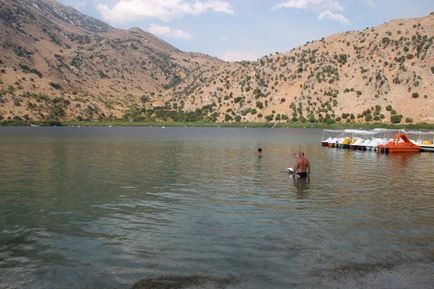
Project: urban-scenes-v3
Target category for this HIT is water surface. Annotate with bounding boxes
[0,127,433,289]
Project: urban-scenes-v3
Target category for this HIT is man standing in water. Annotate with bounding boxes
[294,152,310,178]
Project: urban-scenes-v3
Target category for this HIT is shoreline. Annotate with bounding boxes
[0,120,433,130]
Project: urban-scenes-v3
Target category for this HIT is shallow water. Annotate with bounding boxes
[0,127,433,289]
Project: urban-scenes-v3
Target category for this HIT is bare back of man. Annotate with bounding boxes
[294,152,310,177]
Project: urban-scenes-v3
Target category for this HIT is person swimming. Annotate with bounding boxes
[257,148,263,158]
[293,152,310,178]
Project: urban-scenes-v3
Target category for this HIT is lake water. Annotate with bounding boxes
[0,127,433,289]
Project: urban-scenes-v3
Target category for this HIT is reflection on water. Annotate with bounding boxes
[0,127,433,289]
[293,176,310,198]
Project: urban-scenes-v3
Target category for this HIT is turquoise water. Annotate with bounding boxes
[0,127,433,289]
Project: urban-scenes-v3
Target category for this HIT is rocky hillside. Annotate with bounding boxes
[163,13,434,124]
[0,0,223,122]
[0,0,433,124]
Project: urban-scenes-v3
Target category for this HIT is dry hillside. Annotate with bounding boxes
[0,0,223,122]
[0,0,433,124]
[164,13,434,124]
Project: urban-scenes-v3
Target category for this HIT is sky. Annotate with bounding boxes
[58,0,434,61]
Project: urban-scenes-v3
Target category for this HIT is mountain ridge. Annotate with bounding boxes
[0,0,433,124]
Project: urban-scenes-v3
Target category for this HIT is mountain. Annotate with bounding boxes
[164,13,434,124]
[0,0,223,122]
[0,0,433,124]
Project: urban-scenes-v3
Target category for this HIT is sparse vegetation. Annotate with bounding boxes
[0,0,431,126]
[391,114,402,124]
[19,64,43,78]
[256,101,264,109]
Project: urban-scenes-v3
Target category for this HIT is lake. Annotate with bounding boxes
[0,127,433,289]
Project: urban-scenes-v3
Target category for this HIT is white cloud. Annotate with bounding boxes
[148,23,192,40]
[171,29,192,40]
[366,0,375,8]
[319,10,350,24]
[273,0,343,11]
[220,51,262,62]
[148,23,171,35]
[96,0,234,24]
[273,0,350,24]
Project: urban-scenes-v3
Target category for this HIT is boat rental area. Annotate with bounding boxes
[321,129,434,153]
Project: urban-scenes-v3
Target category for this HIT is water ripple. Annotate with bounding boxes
[0,127,433,289]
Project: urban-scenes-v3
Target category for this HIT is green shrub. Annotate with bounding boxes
[7,85,15,94]
[140,95,149,103]
[382,37,391,45]
[337,54,348,64]
[391,114,402,123]
[365,114,372,121]
[412,92,419,98]
[253,88,263,99]
[308,114,316,122]
[13,98,21,106]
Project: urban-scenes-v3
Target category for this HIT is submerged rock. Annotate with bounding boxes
[131,274,240,289]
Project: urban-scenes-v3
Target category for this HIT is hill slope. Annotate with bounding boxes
[164,13,434,124]
[0,0,223,122]
[0,0,433,124]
